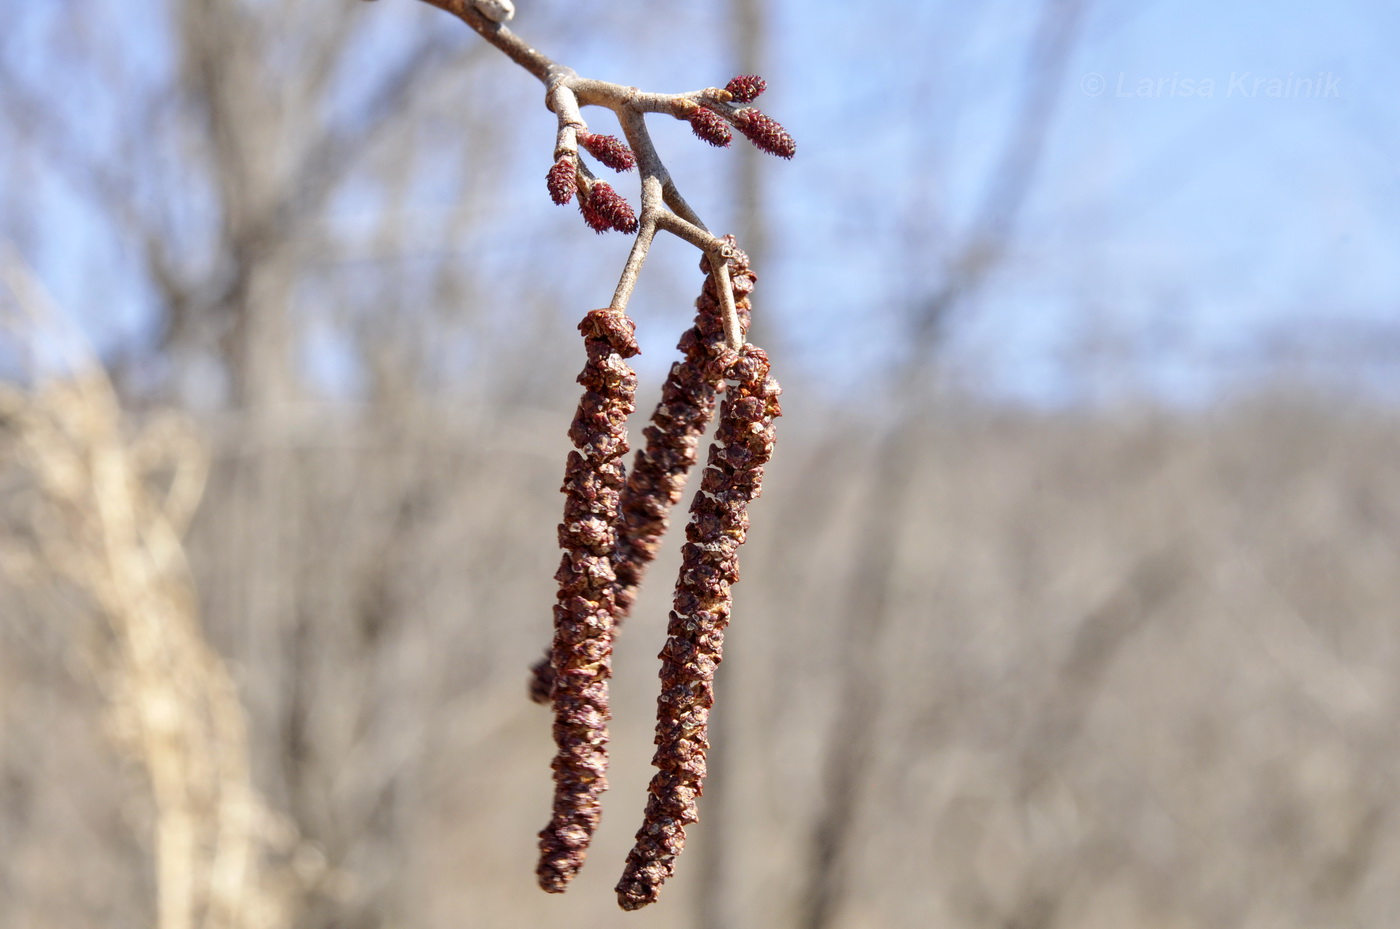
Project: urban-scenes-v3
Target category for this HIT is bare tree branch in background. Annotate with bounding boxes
[0,7,525,928]
[797,3,1090,927]
[172,0,468,409]
[975,552,1188,928]
[905,0,1090,356]
[727,0,775,346]
[0,1,473,409]
[692,2,776,925]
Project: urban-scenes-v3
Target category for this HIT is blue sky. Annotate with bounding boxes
[746,0,1399,404]
[5,0,1398,407]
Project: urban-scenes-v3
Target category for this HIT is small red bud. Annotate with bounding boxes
[579,199,608,233]
[688,108,733,148]
[580,182,638,235]
[578,132,636,172]
[724,75,766,103]
[547,157,577,205]
[733,108,795,159]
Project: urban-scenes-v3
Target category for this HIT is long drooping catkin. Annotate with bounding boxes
[614,240,754,615]
[615,344,781,911]
[529,242,755,705]
[537,307,639,893]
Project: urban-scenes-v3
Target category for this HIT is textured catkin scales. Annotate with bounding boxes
[528,243,755,703]
[615,344,781,911]
[723,74,767,103]
[580,181,639,234]
[689,107,733,148]
[733,108,796,159]
[578,131,637,172]
[546,156,577,205]
[614,240,755,616]
[537,308,640,893]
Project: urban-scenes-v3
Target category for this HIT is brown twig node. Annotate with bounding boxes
[615,344,781,911]
[537,307,640,893]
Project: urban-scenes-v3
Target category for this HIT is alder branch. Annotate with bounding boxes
[380,1,793,906]
[403,0,793,349]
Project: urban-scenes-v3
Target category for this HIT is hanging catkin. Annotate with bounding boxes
[615,344,781,910]
[537,307,639,893]
[613,242,755,616]
[529,242,755,704]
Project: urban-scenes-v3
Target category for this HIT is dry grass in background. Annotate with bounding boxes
[0,261,300,929]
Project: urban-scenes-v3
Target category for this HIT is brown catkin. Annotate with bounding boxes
[615,343,781,911]
[614,241,755,616]
[528,243,755,704]
[537,307,640,893]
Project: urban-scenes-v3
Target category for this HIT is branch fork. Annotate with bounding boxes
[412,0,790,350]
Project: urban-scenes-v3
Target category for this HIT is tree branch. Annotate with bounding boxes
[402,0,793,349]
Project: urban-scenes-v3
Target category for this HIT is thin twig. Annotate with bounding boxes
[408,0,790,330]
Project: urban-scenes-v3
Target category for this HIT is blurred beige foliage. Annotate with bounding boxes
[6,312,1400,929]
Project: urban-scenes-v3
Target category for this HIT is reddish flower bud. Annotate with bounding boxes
[724,74,766,103]
[733,108,795,159]
[578,201,609,234]
[547,157,577,205]
[579,132,636,172]
[579,182,639,235]
[688,108,733,148]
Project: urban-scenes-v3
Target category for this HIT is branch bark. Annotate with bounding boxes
[408,0,791,349]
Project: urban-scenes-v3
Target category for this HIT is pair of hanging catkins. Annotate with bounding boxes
[529,241,781,910]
